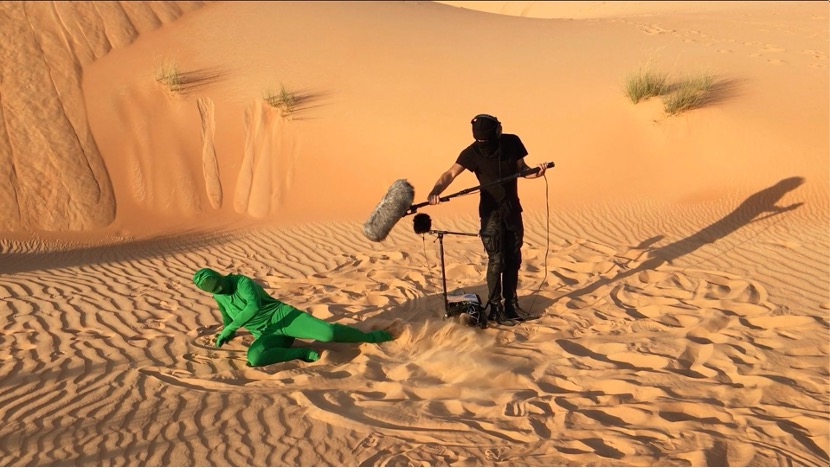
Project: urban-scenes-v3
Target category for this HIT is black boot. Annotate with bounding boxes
[506,298,540,321]
[487,301,515,327]
[503,299,523,322]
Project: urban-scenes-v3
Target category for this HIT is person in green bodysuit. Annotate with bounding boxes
[193,268,395,366]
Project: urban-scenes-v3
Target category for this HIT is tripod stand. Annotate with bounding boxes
[426,228,479,316]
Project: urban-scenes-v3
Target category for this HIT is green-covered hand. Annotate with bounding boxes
[215,328,236,348]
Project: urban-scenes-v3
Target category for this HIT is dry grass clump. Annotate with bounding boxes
[155,59,183,93]
[625,67,718,116]
[624,69,669,104]
[663,74,716,115]
[154,58,225,95]
[264,85,300,117]
[264,84,323,118]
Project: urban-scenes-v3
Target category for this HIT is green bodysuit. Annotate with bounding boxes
[193,268,393,366]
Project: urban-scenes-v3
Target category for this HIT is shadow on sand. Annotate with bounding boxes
[0,229,239,275]
[563,177,805,301]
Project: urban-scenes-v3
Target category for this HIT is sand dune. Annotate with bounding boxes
[0,1,827,466]
[0,2,203,231]
[1,188,827,465]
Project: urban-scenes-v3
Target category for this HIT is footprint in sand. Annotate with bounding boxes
[762,46,786,53]
[144,296,178,312]
[143,318,168,330]
[183,352,219,365]
[637,24,667,35]
[685,314,733,344]
[484,447,509,462]
[358,433,379,448]
[383,453,422,466]
[749,46,787,65]
[409,444,459,465]
[420,444,449,456]
[674,342,718,378]
[158,300,178,311]
[802,49,828,59]
[190,329,224,349]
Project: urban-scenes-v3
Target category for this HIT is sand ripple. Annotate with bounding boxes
[1,186,828,465]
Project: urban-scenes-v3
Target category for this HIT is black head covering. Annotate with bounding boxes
[471,115,500,141]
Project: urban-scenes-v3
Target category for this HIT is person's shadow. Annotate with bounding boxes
[562,177,805,302]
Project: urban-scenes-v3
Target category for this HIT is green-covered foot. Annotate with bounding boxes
[369,330,394,343]
[303,350,321,362]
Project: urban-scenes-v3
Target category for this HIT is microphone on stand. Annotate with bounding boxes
[413,213,432,234]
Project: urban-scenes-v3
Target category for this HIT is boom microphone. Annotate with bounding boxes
[362,179,415,242]
[363,162,555,242]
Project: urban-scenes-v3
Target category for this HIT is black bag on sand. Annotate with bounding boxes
[445,291,486,328]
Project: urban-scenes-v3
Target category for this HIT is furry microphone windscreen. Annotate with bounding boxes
[413,213,432,234]
[363,179,415,242]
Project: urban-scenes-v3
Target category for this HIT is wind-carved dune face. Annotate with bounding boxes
[0,1,202,233]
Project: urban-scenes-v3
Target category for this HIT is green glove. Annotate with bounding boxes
[215,328,236,348]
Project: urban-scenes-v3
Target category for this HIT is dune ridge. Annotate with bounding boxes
[3,0,822,237]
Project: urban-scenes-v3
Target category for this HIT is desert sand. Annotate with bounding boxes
[0,1,828,466]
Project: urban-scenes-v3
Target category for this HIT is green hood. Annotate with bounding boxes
[193,268,224,293]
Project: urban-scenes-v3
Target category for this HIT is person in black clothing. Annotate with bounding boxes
[427,114,547,326]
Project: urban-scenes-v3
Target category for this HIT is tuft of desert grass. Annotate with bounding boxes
[624,69,669,104]
[155,59,183,93]
[264,85,300,117]
[663,73,715,115]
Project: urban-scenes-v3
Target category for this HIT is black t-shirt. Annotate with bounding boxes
[456,133,528,218]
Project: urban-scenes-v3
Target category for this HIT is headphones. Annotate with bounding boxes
[471,114,502,139]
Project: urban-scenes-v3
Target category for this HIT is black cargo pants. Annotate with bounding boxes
[479,206,524,306]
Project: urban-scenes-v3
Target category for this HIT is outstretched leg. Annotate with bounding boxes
[247,334,320,366]
[280,309,393,344]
